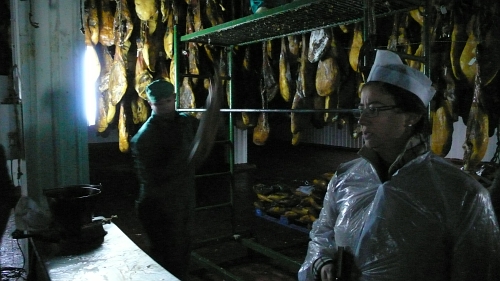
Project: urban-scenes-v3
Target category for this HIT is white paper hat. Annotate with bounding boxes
[367,50,436,106]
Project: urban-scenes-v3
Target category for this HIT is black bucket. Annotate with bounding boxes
[43,185,101,235]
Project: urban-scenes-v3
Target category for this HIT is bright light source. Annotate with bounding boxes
[84,45,100,126]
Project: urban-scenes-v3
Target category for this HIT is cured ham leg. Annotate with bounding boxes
[108,42,128,106]
[135,39,153,100]
[279,37,294,103]
[462,68,489,172]
[253,89,270,146]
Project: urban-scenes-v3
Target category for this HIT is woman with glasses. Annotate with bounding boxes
[298,50,500,281]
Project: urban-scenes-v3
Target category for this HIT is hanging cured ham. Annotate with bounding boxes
[180,76,196,110]
[288,35,300,64]
[205,0,225,27]
[397,14,413,64]
[160,0,168,22]
[169,58,177,88]
[99,0,115,46]
[190,0,203,32]
[279,37,294,103]
[316,47,339,97]
[290,33,317,144]
[316,48,340,123]
[409,7,424,26]
[450,6,468,81]
[459,15,478,86]
[88,0,99,45]
[108,43,128,106]
[308,28,332,63]
[312,92,326,129]
[114,0,134,46]
[135,0,158,34]
[139,22,156,72]
[431,99,454,157]
[131,96,149,124]
[476,13,500,86]
[118,102,129,152]
[96,47,113,132]
[186,10,200,86]
[349,23,362,72]
[298,34,314,98]
[241,46,259,128]
[462,67,489,172]
[262,41,278,102]
[96,92,110,132]
[163,9,174,60]
[253,89,270,146]
[135,39,153,100]
[457,10,500,87]
[290,91,307,146]
[135,0,157,21]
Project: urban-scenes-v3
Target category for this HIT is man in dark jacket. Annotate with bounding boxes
[0,144,21,241]
[130,80,199,280]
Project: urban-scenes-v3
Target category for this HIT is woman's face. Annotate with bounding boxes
[358,83,415,153]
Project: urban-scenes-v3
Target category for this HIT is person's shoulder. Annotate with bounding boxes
[178,112,198,120]
[428,154,469,176]
[178,113,200,126]
[428,153,485,189]
[337,157,364,175]
[131,117,154,142]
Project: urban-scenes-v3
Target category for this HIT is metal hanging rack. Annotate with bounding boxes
[175,0,429,279]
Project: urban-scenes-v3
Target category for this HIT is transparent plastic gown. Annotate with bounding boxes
[298,152,500,281]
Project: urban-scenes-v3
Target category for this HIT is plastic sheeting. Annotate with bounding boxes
[299,152,500,281]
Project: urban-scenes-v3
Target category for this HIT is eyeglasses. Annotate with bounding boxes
[353,106,398,119]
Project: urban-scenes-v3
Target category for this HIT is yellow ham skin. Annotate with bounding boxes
[349,23,362,72]
[180,77,196,110]
[279,37,292,102]
[131,96,148,124]
[163,10,174,60]
[134,39,152,100]
[108,46,127,106]
[316,48,339,97]
[88,0,99,45]
[96,93,109,132]
[99,0,115,46]
[118,102,129,153]
[253,112,269,146]
[409,8,424,26]
[135,0,157,21]
[430,101,454,157]
[460,32,478,86]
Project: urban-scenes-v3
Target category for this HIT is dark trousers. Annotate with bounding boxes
[136,197,193,280]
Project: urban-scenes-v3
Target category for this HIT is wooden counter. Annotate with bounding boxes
[29,222,179,281]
